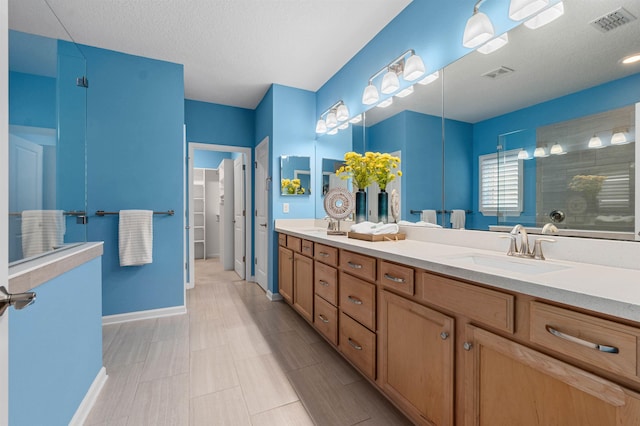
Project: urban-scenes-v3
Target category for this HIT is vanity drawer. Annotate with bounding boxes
[286,236,302,252]
[340,250,376,282]
[380,260,415,296]
[420,272,514,333]
[314,243,338,267]
[278,233,287,246]
[339,271,376,331]
[315,261,338,306]
[301,240,314,257]
[339,311,376,380]
[530,302,640,378]
[314,295,338,346]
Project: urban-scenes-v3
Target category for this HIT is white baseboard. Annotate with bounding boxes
[266,290,283,301]
[102,305,187,325]
[69,366,108,426]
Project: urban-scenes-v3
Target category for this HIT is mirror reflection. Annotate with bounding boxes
[8,21,88,263]
[320,158,345,196]
[280,155,311,196]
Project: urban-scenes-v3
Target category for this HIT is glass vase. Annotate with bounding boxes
[378,190,388,224]
[355,189,367,223]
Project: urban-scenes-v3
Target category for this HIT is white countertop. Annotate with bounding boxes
[275,222,640,323]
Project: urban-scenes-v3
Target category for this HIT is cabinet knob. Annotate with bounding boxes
[440,332,449,340]
[463,342,473,351]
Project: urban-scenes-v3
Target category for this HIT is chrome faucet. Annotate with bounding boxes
[503,224,555,260]
[510,224,530,256]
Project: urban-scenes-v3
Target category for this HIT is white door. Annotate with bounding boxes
[255,138,269,292]
[233,156,245,279]
[187,146,195,288]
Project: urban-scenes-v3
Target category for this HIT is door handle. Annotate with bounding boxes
[0,286,36,316]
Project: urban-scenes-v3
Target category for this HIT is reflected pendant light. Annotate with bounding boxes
[418,71,440,85]
[336,104,349,122]
[524,2,564,29]
[509,0,548,21]
[338,122,349,130]
[325,111,338,129]
[315,119,327,134]
[396,86,415,98]
[611,131,628,145]
[533,147,548,157]
[403,54,426,81]
[377,98,394,108]
[362,83,379,105]
[463,11,495,48]
[327,128,339,135]
[477,33,509,55]
[550,143,566,155]
[588,135,603,149]
[517,149,529,160]
[381,69,400,94]
[349,114,362,124]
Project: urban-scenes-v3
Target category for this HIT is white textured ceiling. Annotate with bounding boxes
[8,0,412,109]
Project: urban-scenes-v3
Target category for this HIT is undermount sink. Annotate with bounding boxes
[444,253,569,275]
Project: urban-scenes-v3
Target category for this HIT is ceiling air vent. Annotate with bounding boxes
[590,7,636,33]
[482,66,515,79]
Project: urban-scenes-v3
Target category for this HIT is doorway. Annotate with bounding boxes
[187,143,252,288]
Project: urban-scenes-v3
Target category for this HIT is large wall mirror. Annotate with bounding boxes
[8,1,88,264]
[361,0,639,241]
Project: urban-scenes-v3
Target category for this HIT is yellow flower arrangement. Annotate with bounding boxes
[568,175,607,197]
[281,178,306,195]
[336,151,402,191]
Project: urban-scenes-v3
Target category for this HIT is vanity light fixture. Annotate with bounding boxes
[377,98,394,108]
[549,143,566,155]
[524,1,564,29]
[509,0,548,21]
[361,49,426,104]
[338,122,349,130]
[395,86,415,98]
[463,0,495,48]
[316,100,349,134]
[477,33,509,55]
[327,128,339,136]
[517,149,530,160]
[533,146,549,158]
[418,70,440,85]
[349,114,363,124]
[621,53,640,65]
[587,134,604,149]
[611,129,628,145]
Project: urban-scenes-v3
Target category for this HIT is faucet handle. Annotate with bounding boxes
[532,238,555,260]
[499,235,518,256]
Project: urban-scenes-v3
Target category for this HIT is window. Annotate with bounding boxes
[479,149,523,216]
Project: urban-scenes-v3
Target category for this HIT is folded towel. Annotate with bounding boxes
[595,215,634,223]
[119,210,153,266]
[450,209,466,229]
[398,220,443,228]
[350,221,377,234]
[421,210,437,224]
[21,210,65,258]
[371,223,399,235]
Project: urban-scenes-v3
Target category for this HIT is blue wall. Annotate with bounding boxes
[194,150,232,168]
[185,99,255,148]
[469,72,640,230]
[8,71,55,128]
[83,45,185,316]
[10,257,103,425]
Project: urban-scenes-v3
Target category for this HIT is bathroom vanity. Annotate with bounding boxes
[276,221,640,425]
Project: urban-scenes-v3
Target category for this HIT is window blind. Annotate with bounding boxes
[479,150,523,215]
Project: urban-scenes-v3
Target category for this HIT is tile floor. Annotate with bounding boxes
[85,259,411,425]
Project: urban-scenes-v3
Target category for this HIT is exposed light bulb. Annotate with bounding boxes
[315,119,327,134]
[509,0,549,21]
[381,70,400,94]
[588,135,603,149]
[325,111,338,129]
[524,2,564,29]
[362,83,379,105]
[403,54,426,81]
[377,98,394,108]
[463,11,495,48]
[396,86,415,98]
[477,33,509,55]
[550,143,566,155]
[533,147,548,158]
[418,71,440,85]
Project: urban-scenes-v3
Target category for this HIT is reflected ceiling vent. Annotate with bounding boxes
[590,7,636,33]
[482,66,515,79]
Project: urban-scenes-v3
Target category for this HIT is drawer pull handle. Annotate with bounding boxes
[319,280,329,287]
[347,261,363,269]
[319,252,330,258]
[347,296,363,305]
[348,338,363,351]
[303,246,311,251]
[318,314,329,323]
[384,273,405,283]
[546,325,619,354]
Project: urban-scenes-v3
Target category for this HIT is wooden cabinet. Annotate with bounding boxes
[464,324,640,426]
[339,271,376,331]
[278,246,293,304]
[293,252,313,322]
[314,295,338,345]
[339,311,376,380]
[314,260,338,306]
[380,290,454,426]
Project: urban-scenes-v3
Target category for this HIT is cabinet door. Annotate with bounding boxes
[278,246,293,304]
[464,325,640,426]
[293,252,314,322]
[380,290,454,426]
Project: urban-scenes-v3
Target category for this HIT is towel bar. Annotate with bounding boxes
[9,210,87,217]
[409,209,472,215]
[95,210,175,216]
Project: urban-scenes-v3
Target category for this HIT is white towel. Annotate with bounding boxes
[21,210,66,258]
[119,210,153,266]
[450,210,466,229]
[350,221,377,234]
[371,223,399,235]
[398,220,443,228]
[421,210,437,224]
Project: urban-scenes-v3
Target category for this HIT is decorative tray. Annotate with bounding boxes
[347,232,406,242]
